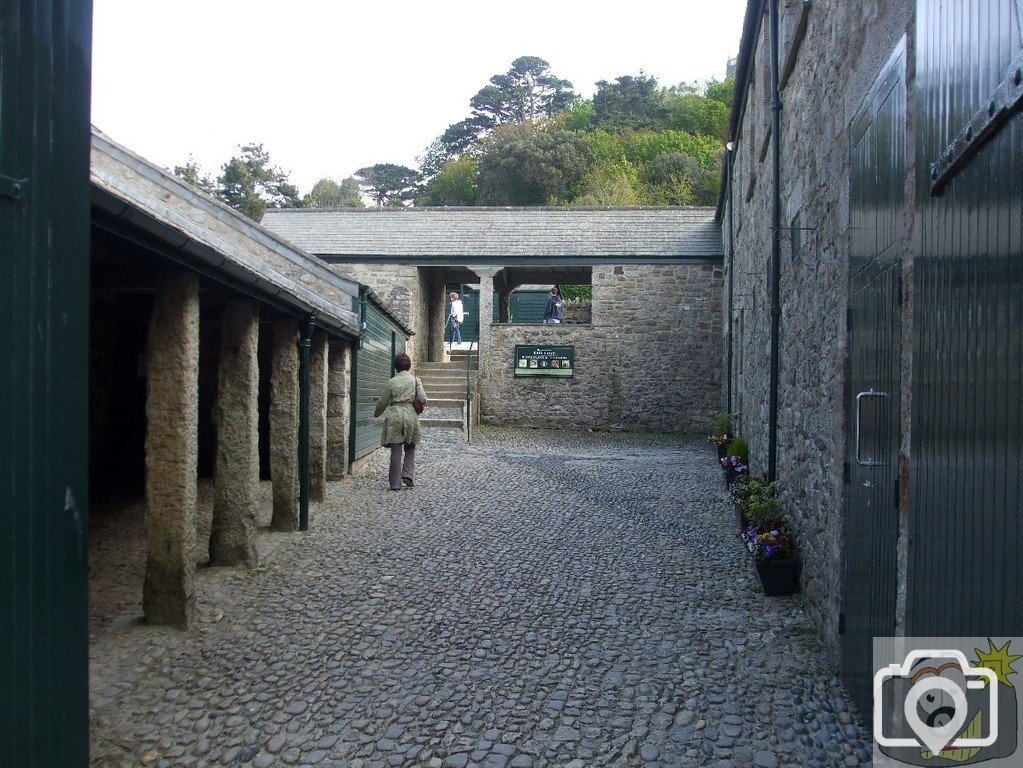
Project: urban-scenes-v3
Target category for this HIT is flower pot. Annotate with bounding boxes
[755,558,800,596]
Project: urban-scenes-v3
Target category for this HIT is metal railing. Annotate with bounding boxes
[465,340,476,443]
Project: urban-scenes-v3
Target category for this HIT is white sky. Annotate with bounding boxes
[91,1,748,195]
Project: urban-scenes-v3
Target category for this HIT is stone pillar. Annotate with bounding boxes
[470,267,501,379]
[143,271,199,628]
[326,340,351,480]
[431,281,447,361]
[209,298,260,567]
[309,331,329,500]
[269,318,300,531]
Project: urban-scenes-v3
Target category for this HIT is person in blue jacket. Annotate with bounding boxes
[543,287,565,324]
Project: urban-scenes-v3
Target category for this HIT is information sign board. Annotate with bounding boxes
[514,345,575,377]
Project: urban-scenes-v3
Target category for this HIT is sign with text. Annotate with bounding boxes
[514,345,575,377]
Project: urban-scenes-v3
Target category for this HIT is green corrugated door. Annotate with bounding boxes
[352,300,410,461]
[1,0,93,764]
[505,291,550,324]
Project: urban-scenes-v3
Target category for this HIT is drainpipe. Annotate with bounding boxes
[299,314,315,531]
[726,144,736,414]
[767,0,782,482]
[348,289,367,469]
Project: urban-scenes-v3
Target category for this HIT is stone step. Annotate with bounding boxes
[426,397,467,408]
[419,382,474,392]
[418,375,476,386]
[420,417,465,428]
[420,404,465,429]
[418,362,477,372]
[415,368,474,376]
[423,384,470,396]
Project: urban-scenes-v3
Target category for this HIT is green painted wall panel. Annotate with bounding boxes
[1,0,93,764]
[352,300,409,461]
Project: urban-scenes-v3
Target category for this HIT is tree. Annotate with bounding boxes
[623,130,722,168]
[216,143,302,221]
[440,56,575,157]
[574,163,645,206]
[560,98,595,131]
[417,138,453,181]
[304,177,363,208]
[476,123,592,206]
[173,156,215,196]
[667,93,730,140]
[473,56,575,123]
[642,151,721,206]
[354,164,421,207]
[704,78,735,106]
[416,158,479,206]
[592,74,668,131]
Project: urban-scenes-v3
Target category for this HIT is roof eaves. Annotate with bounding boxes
[717,0,767,219]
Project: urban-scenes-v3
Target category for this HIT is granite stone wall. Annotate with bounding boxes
[724,0,914,657]
[328,264,434,361]
[481,264,722,433]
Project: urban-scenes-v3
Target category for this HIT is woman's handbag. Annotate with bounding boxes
[412,377,425,414]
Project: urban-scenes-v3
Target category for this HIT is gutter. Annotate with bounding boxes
[716,0,767,219]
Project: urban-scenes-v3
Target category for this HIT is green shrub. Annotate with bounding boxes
[726,435,749,464]
[709,411,733,437]
[736,476,785,530]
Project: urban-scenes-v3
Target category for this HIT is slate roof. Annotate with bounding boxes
[260,207,723,263]
[90,128,361,337]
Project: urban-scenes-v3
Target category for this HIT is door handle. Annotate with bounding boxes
[855,389,889,466]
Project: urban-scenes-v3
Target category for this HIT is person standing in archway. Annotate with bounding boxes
[543,287,564,324]
[449,291,464,347]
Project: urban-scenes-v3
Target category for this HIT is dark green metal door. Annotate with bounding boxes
[907,0,1023,637]
[842,40,905,720]
[1,0,93,764]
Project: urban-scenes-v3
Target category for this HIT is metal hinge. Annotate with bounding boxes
[930,53,1023,195]
[839,612,845,635]
[0,174,29,203]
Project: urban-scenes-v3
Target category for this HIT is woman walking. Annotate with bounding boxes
[373,353,428,490]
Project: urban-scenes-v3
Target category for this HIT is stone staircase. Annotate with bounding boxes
[416,352,478,435]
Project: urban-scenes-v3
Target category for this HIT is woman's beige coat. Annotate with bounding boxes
[373,370,428,446]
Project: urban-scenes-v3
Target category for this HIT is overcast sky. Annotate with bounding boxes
[91,1,749,195]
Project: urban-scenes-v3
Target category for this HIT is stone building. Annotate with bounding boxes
[89,129,368,628]
[722,0,1023,716]
[263,207,725,433]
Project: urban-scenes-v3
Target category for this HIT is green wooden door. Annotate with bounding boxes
[352,298,410,461]
[1,0,93,764]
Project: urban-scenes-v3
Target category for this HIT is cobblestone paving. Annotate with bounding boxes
[89,428,872,768]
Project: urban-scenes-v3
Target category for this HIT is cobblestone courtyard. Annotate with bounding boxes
[89,428,871,768]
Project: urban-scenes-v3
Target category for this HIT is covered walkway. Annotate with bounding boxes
[89,428,870,768]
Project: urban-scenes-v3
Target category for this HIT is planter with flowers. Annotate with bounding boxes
[737,476,800,596]
[720,435,749,488]
[708,412,734,460]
